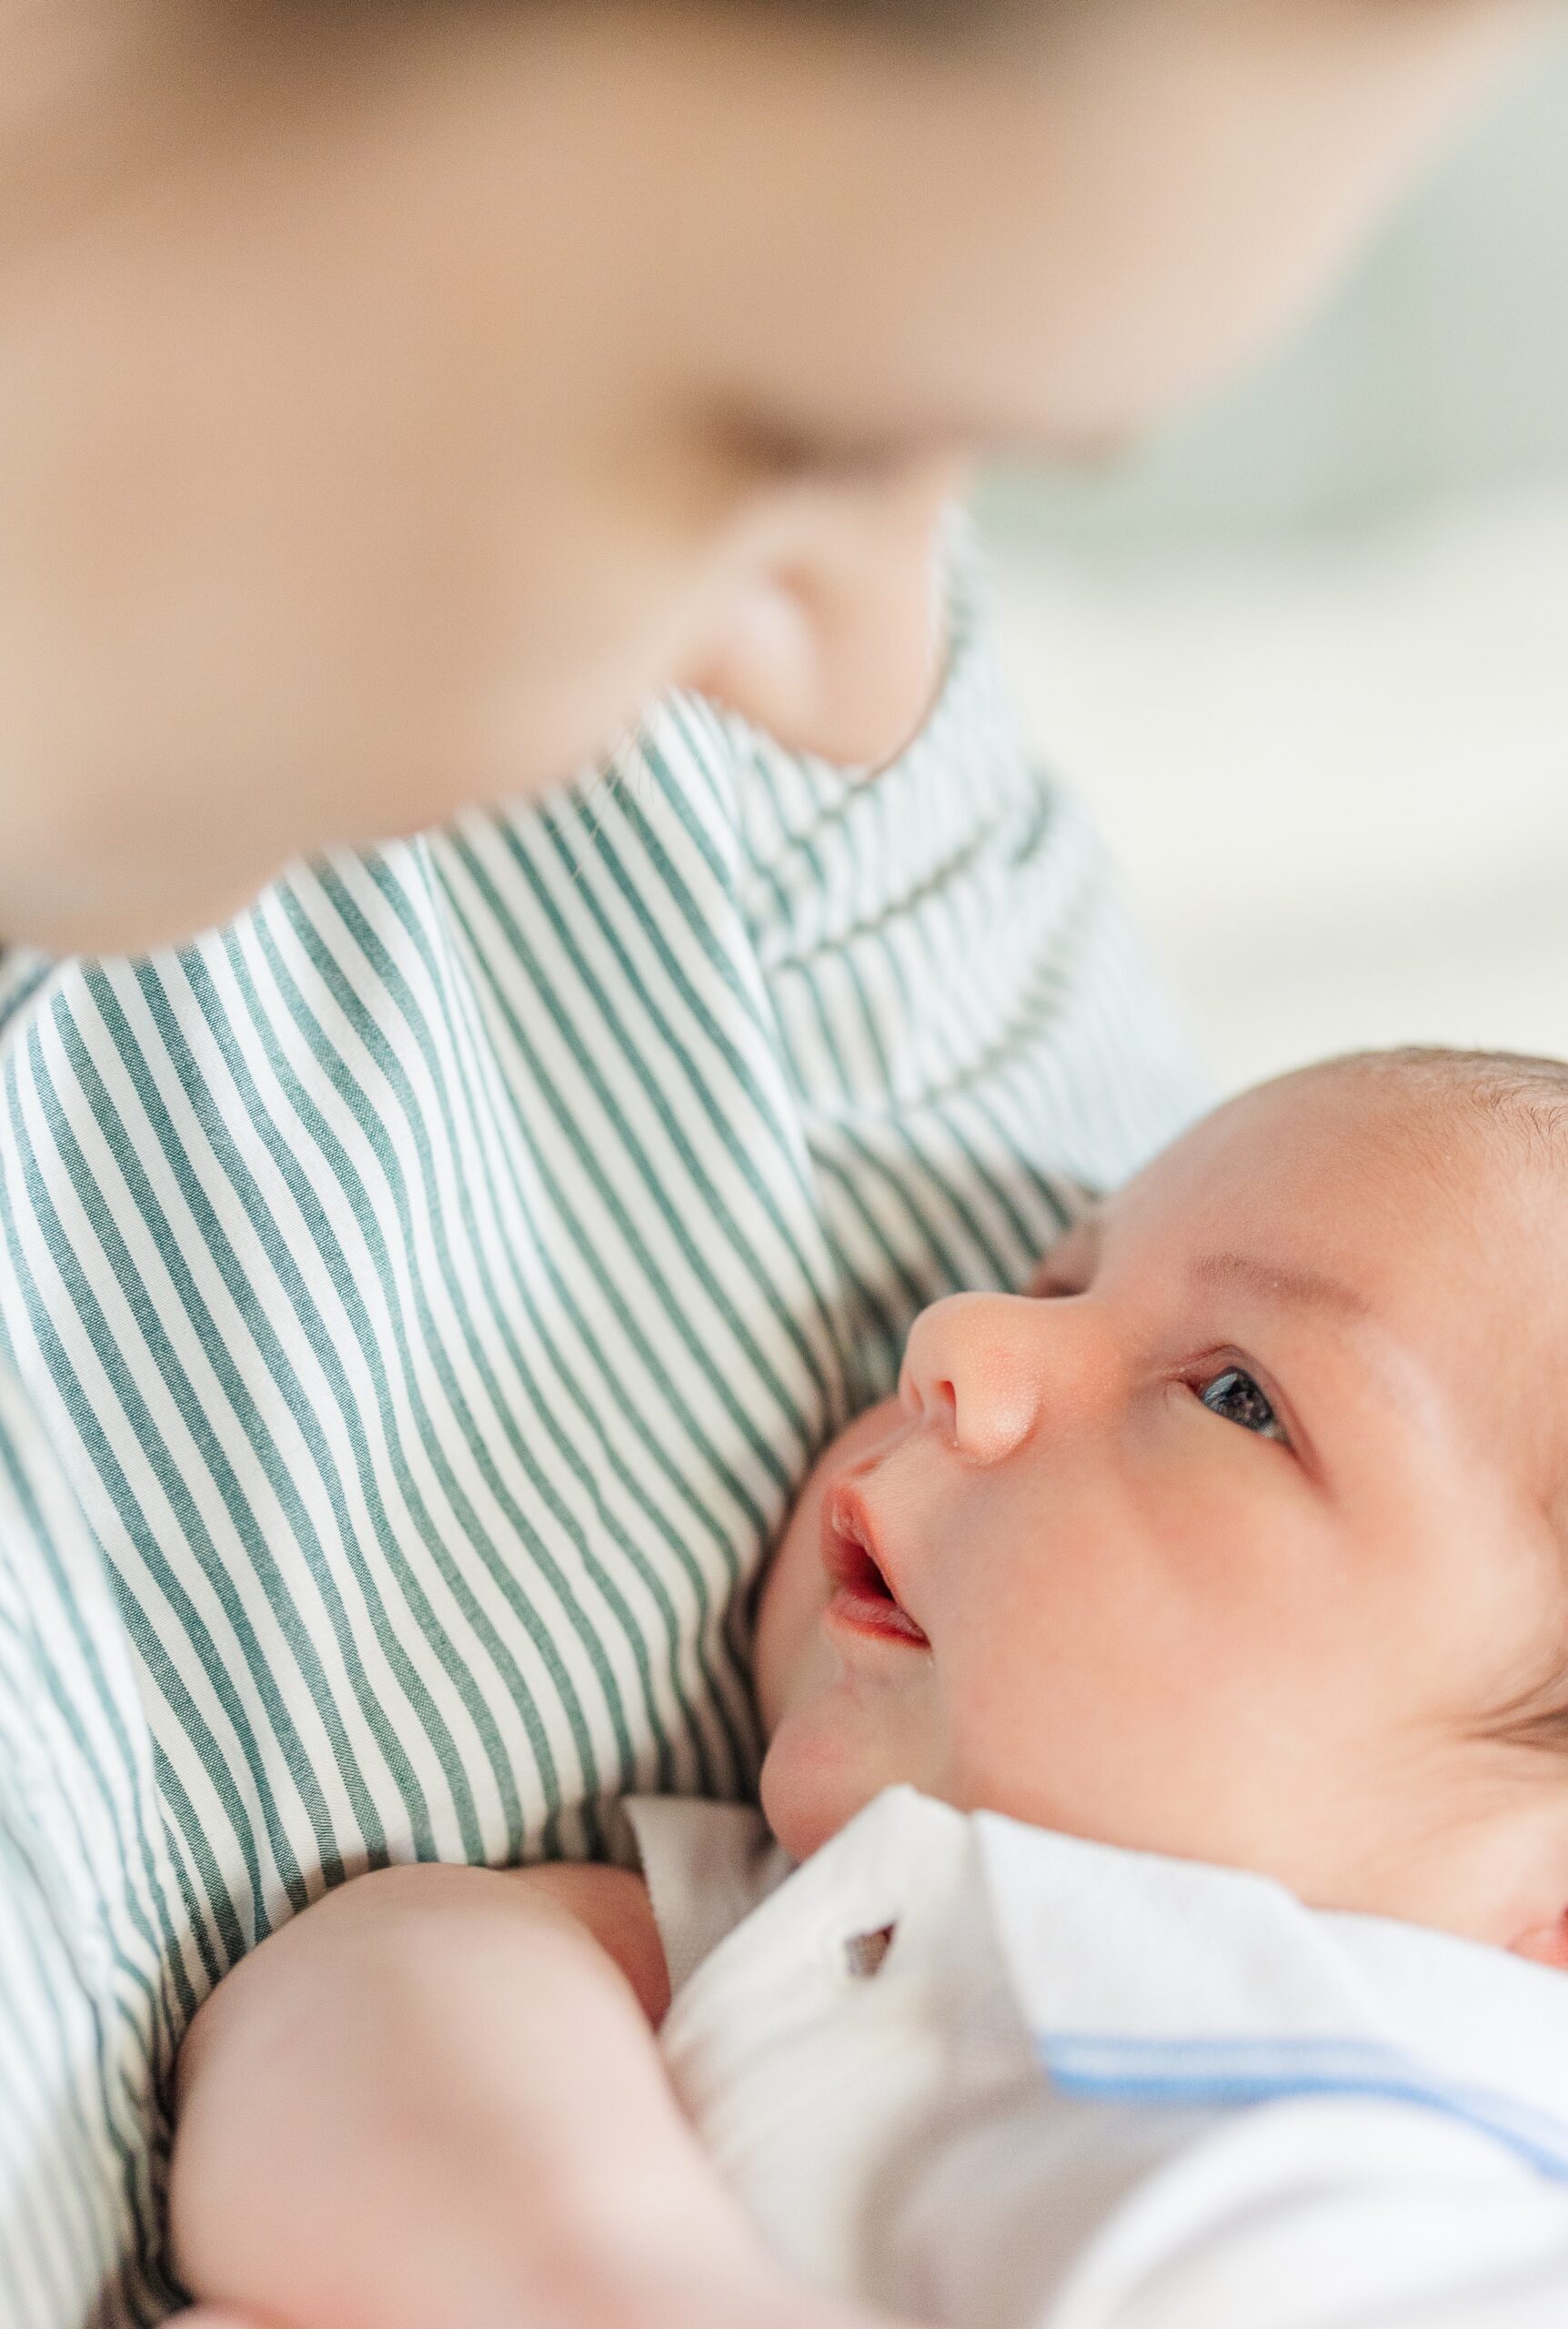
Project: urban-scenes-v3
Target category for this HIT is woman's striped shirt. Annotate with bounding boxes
[0,576,1198,2325]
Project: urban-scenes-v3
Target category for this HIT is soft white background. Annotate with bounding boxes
[978,21,1568,1097]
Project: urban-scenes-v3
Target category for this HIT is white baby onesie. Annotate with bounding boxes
[624,1787,1568,2329]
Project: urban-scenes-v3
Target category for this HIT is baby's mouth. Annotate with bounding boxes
[821,1483,930,1649]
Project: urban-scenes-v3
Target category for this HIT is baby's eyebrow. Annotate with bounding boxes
[1192,1247,1452,1449]
[1191,1251,1372,1325]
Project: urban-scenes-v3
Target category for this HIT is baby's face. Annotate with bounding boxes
[757,1064,1568,1961]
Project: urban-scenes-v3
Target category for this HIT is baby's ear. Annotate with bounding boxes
[1509,1911,1568,1971]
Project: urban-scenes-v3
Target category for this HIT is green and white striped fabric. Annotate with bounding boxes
[0,573,1198,2326]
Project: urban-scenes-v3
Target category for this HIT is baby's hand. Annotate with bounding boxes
[536,2255,930,2329]
[578,2300,926,2329]
[170,1862,931,2329]
[176,2288,927,2329]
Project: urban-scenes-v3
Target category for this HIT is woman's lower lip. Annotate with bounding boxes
[823,1587,930,1649]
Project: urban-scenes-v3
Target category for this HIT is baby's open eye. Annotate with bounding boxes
[1199,1367,1287,1444]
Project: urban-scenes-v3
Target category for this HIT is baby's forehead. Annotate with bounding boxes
[1282,1050,1568,1173]
[1056,1050,1568,1296]
[1174,1053,1568,1232]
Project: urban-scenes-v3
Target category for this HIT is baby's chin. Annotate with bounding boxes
[759,1715,887,1863]
[758,1672,943,1861]
[759,1738,840,1863]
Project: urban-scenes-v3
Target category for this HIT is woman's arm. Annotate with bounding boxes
[170,1860,883,2329]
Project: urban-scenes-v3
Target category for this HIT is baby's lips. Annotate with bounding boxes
[820,1483,930,1644]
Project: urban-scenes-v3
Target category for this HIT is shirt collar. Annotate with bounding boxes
[971,1807,1568,2181]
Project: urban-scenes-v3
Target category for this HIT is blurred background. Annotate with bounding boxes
[977,15,1568,1096]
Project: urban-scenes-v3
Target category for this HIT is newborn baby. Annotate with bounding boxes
[170,1049,1568,2329]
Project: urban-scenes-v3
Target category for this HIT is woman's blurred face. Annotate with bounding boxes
[0,0,1529,953]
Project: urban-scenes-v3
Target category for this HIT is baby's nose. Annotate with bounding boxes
[899,1292,1043,1467]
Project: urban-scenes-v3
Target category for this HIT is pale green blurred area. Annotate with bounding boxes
[978,20,1568,1096]
[980,15,1568,549]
